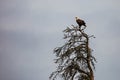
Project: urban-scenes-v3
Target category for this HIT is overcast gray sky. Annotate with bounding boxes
[0,0,120,80]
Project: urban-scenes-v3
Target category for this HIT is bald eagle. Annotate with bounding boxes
[75,17,87,29]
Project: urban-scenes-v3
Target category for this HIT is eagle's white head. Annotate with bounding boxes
[75,17,79,20]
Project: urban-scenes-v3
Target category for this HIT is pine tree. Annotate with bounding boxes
[50,21,96,80]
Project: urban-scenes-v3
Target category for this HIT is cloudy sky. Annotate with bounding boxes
[0,0,120,80]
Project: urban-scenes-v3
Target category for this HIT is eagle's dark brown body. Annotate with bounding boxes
[75,17,87,28]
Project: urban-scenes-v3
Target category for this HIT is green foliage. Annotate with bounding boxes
[50,25,96,80]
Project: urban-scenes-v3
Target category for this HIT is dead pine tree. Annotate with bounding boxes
[50,17,96,80]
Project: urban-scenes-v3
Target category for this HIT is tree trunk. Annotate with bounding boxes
[90,73,94,80]
[79,29,94,80]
